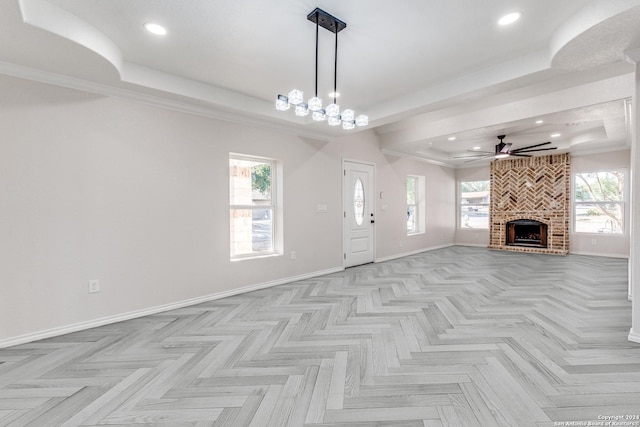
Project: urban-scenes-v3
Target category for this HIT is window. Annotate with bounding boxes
[574,170,624,234]
[459,180,490,229]
[406,175,425,234]
[354,178,365,226]
[229,154,278,258]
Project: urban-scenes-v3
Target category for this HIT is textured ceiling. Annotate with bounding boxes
[1,0,639,166]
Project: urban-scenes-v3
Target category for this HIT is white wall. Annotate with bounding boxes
[454,166,490,246]
[571,150,631,258]
[0,75,457,346]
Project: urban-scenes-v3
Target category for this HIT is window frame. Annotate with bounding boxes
[406,176,418,234]
[572,169,626,235]
[458,180,490,230]
[406,175,425,235]
[229,153,280,260]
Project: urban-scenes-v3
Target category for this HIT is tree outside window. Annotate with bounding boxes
[460,180,490,229]
[229,155,276,258]
[574,170,624,234]
[406,175,425,235]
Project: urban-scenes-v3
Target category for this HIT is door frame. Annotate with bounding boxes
[342,158,376,267]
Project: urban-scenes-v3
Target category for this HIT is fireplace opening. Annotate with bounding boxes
[506,219,548,248]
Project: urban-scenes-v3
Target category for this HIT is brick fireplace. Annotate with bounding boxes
[488,153,570,255]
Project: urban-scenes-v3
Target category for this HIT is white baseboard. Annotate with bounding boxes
[453,243,487,248]
[569,250,629,259]
[375,244,454,263]
[629,328,640,344]
[0,266,344,349]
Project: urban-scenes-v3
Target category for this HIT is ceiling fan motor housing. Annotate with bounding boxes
[495,140,511,155]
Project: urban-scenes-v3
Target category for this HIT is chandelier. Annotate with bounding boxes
[275,8,368,130]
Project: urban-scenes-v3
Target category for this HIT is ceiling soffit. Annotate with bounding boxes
[4,0,640,162]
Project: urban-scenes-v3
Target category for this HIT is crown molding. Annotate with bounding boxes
[0,60,333,142]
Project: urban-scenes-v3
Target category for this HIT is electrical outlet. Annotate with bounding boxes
[591,239,597,246]
[88,279,100,293]
[290,251,296,260]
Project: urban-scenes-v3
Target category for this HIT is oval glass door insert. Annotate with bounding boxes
[354,178,365,225]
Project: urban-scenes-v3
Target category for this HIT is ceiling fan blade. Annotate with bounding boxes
[510,153,532,157]
[465,156,493,163]
[510,141,552,152]
[453,153,494,160]
[512,147,558,154]
[453,154,493,159]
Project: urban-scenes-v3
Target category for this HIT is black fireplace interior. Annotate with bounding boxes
[506,219,548,248]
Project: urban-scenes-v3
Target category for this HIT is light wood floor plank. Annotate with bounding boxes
[325,351,348,410]
[304,358,333,424]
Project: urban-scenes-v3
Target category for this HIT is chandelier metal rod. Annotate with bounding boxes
[314,12,319,97]
[333,29,338,104]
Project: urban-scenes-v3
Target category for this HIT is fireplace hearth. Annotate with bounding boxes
[506,219,548,248]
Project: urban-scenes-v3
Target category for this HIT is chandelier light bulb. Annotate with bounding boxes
[288,89,304,106]
[326,103,340,117]
[328,116,341,126]
[312,110,326,121]
[275,95,290,111]
[341,109,355,122]
[295,103,309,116]
[355,115,368,127]
[342,120,355,130]
[308,97,323,111]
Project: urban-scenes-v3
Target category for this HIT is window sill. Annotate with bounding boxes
[571,232,625,237]
[231,252,282,262]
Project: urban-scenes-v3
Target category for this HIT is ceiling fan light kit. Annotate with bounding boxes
[454,134,557,163]
[275,8,368,130]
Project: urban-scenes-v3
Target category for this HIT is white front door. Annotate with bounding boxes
[343,160,375,267]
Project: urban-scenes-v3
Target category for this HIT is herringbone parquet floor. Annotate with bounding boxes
[1,246,638,427]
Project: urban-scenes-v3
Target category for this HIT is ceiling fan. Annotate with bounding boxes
[454,135,557,162]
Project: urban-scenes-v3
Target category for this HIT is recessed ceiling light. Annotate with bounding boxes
[328,91,340,98]
[498,12,521,26]
[551,133,561,138]
[473,146,481,150]
[144,22,167,36]
[535,120,544,124]
[448,136,456,141]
